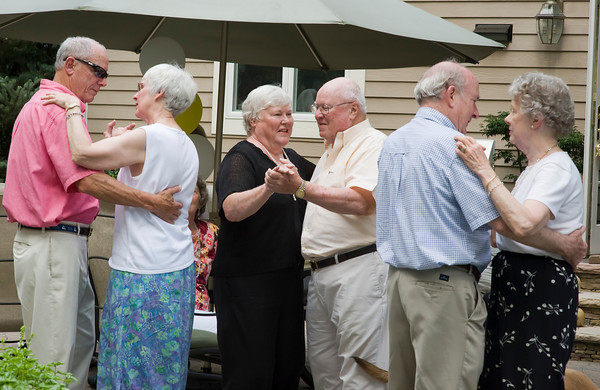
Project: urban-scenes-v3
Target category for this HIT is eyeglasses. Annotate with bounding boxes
[73,57,109,79]
[310,101,354,115]
[137,82,144,92]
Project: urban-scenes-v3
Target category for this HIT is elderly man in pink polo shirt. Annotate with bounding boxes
[2,36,182,389]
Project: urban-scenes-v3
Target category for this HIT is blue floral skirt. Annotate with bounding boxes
[97,264,196,390]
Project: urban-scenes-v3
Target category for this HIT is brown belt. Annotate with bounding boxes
[310,244,377,271]
[455,264,481,282]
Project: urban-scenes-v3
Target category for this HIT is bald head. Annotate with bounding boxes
[319,77,367,115]
[414,61,473,105]
[314,77,368,145]
[414,61,480,134]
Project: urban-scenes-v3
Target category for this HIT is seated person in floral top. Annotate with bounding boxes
[188,176,218,311]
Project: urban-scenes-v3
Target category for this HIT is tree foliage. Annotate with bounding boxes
[0,77,39,160]
[0,38,58,170]
[481,111,585,181]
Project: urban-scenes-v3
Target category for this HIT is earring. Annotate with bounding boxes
[531,125,534,129]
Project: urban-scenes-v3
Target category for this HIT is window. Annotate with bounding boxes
[212,63,365,138]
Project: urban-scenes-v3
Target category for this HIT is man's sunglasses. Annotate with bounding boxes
[73,57,109,79]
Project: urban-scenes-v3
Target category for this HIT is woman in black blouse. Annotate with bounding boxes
[212,85,315,390]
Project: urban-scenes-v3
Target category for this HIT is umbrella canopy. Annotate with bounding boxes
[0,0,503,70]
[0,0,503,213]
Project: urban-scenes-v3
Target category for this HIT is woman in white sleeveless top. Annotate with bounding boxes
[43,63,199,389]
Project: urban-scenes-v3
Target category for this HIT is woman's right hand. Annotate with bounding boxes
[454,135,495,180]
[41,92,79,110]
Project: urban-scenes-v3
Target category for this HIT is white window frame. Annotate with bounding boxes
[210,63,365,139]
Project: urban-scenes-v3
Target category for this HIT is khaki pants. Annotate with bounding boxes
[13,227,95,390]
[307,252,389,390]
[387,266,486,390]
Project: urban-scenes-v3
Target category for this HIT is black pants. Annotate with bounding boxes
[214,267,305,390]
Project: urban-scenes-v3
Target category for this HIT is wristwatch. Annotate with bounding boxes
[295,180,306,199]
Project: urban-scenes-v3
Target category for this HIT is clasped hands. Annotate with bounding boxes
[264,158,302,194]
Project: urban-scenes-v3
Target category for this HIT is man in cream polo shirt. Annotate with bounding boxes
[266,77,388,390]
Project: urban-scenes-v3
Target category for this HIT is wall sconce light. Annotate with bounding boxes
[473,24,513,43]
[536,0,565,44]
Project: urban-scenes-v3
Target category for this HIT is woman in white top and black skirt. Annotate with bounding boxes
[455,72,584,390]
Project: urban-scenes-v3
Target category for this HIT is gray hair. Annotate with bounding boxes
[414,60,467,105]
[508,72,574,137]
[143,64,198,117]
[335,78,367,114]
[242,85,292,134]
[55,36,106,70]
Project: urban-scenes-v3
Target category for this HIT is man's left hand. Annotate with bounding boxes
[562,225,587,269]
[152,186,183,224]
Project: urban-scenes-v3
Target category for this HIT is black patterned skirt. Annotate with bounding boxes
[478,250,578,390]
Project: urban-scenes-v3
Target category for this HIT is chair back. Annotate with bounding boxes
[0,211,22,343]
[88,256,111,344]
[0,259,22,335]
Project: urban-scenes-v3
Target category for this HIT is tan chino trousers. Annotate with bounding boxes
[13,227,95,390]
[387,265,486,390]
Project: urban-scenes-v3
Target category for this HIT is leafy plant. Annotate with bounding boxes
[0,77,40,161]
[558,129,584,173]
[480,111,524,181]
[480,111,584,181]
[0,38,58,182]
[0,159,6,184]
[0,326,76,389]
[105,169,120,179]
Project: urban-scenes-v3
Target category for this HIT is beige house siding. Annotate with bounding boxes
[86,53,214,145]
[367,0,589,180]
[87,0,590,186]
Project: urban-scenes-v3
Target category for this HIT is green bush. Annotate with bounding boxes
[105,169,120,180]
[558,129,585,173]
[481,111,584,180]
[0,38,58,182]
[0,77,40,160]
[0,327,76,389]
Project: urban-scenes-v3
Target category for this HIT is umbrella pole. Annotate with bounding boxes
[210,21,228,223]
[0,13,34,29]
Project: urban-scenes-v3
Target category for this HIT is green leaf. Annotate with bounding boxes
[0,326,75,389]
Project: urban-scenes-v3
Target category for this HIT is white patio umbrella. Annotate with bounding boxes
[0,0,503,210]
[0,0,502,69]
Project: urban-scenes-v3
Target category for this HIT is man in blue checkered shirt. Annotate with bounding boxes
[376,60,586,390]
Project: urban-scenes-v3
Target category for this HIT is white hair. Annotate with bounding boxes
[241,85,292,134]
[143,64,198,117]
[508,72,575,136]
